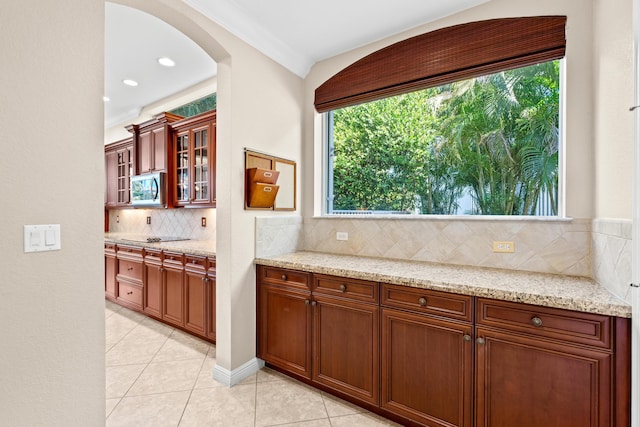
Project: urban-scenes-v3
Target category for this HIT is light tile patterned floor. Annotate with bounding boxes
[105,301,401,426]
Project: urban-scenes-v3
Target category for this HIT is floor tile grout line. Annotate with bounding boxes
[176,345,213,427]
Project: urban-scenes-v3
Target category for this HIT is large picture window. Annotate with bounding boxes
[316,16,566,217]
[327,60,561,216]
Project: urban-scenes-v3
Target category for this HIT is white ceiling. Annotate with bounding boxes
[104,0,488,128]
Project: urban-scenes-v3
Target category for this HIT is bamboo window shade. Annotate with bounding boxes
[314,16,567,113]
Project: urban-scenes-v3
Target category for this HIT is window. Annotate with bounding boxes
[327,60,561,216]
[316,17,566,216]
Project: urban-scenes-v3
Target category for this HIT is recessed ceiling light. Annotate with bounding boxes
[157,57,175,67]
[103,96,110,102]
[122,79,138,87]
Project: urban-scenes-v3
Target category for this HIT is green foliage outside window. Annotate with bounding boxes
[330,60,560,216]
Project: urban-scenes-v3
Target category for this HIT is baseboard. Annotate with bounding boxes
[213,357,265,386]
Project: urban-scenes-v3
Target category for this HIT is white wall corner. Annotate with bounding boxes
[213,357,265,387]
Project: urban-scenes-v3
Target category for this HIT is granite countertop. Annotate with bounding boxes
[255,251,632,318]
[105,233,216,257]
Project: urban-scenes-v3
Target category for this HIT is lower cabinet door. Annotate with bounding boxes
[143,263,163,319]
[475,327,612,427]
[206,276,216,342]
[184,270,207,337]
[381,308,473,427]
[258,285,312,379]
[163,266,184,327]
[105,254,117,300]
[312,295,379,405]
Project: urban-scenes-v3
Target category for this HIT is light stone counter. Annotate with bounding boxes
[105,233,216,257]
[255,251,631,318]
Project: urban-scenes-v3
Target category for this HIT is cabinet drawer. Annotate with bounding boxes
[116,245,143,259]
[381,283,472,323]
[144,248,162,264]
[163,251,184,267]
[117,259,143,282]
[260,266,311,291]
[476,298,612,349]
[185,255,207,272]
[313,274,378,303]
[117,282,143,308]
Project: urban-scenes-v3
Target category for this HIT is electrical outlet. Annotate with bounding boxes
[493,241,515,253]
[116,215,119,223]
[146,216,151,225]
[201,217,207,227]
[336,232,349,241]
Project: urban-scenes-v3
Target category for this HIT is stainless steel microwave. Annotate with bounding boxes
[131,172,166,207]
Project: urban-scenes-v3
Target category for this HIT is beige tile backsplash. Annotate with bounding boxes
[108,208,216,241]
[592,219,632,303]
[302,217,591,277]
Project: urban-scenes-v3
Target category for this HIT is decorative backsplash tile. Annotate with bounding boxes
[255,216,303,258]
[302,217,592,277]
[592,219,632,303]
[107,208,216,241]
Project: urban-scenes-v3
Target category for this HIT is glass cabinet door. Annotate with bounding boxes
[192,126,209,202]
[176,132,189,203]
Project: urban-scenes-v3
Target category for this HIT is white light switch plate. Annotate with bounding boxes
[24,224,61,253]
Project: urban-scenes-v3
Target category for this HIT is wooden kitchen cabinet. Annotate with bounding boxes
[104,243,117,300]
[128,112,183,175]
[162,251,185,327]
[312,275,380,406]
[256,265,631,427]
[104,137,133,208]
[257,266,313,379]
[184,255,208,337]
[257,268,380,406]
[381,284,474,427]
[143,248,163,319]
[474,298,628,427]
[206,258,217,342]
[171,110,216,207]
[115,245,144,311]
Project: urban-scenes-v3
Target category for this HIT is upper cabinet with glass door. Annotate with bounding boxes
[171,110,216,207]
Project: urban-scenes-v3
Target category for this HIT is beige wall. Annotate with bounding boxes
[0,0,105,425]
[113,0,305,375]
[593,0,634,219]
[303,0,602,219]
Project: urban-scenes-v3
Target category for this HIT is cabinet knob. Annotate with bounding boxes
[463,334,472,342]
[531,316,543,327]
[339,284,346,292]
[281,274,287,281]
[311,301,317,306]
[476,337,485,345]
[305,300,310,305]
[418,297,427,306]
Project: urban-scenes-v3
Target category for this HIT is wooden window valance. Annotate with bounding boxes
[314,16,567,113]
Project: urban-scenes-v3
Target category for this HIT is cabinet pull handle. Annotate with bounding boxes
[531,316,543,327]
[476,337,485,345]
[311,301,317,306]
[128,267,133,271]
[127,291,133,295]
[281,274,287,281]
[339,284,346,292]
[418,297,427,306]
[463,334,472,342]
